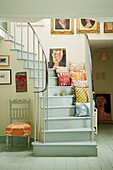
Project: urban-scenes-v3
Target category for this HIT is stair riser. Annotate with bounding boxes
[41,97,73,107]
[33,144,97,156]
[45,107,75,117]
[45,119,91,130]
[43,131,93,142]
[30,69,56,78]
[24,60,46,69]
[38,87,73,96]
[17,51,35,60]
[10,41,22,50]
[34,78,58,86]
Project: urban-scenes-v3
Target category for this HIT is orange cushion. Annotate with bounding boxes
[6,122,31,136]
[71,71,87,86]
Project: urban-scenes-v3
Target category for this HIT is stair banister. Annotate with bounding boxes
[84,33,94,142]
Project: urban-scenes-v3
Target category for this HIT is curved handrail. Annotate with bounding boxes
[84,33,95,97]
[28,22,48,93]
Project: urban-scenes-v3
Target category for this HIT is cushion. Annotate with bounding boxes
[71,71,87,86]
[55,66,69,73]
[69,62,85,72]
[75,102,90,117]
[73,80,87,87]
[57,72,70,86]
[6,122,31,136]
[73,86,89,103]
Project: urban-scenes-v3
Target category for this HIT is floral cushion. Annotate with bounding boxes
[6,122,31,136]
[55,66,69,73]
[75,102,90,117]
[73,86,89,103]
[71,71,87,86]
[73,80,87,87]
[57,72,70,86]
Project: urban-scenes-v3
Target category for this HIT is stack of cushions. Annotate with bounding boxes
[69,62,87,86]
[73,86,90,117]
[55,66,70,86]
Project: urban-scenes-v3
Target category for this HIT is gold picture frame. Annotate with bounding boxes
[0,55,10,67]
[51,19,74,34]
[76,19,100,33]
[104,22,113,33]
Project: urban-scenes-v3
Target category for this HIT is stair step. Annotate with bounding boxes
[42,128,94,142]
[24,59,46,69]
[11,49,37,60]
[44,117,91,129]
[41,95,73,107]
[44,106,75,117]
[35,86,73,96]
[29,68,57,78]
[34,77,58,86]
[5,39,24,50]
[32,141,97,156]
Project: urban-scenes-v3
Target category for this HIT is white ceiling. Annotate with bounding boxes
[0,0,113,22]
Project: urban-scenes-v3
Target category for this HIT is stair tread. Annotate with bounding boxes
[5,39,24,46]
[11,49,37,55]
[40,95,73,98]
[43,105,75,109]
[32,141,97,146]
[44,117,91,120]
[42,128,92,133]
[30,68,55,71]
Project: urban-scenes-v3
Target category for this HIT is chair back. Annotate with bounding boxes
[10,99,30,123]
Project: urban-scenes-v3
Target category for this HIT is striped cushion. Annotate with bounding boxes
[6,122,31,136]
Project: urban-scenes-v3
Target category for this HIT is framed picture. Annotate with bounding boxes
[0,55,10,66]
[17,20,44,27]
[104,22,113,33]
[16,72,27,92]
[95,94,111,122]
[76,19,100,33]
[51,19,74,34]
[0,69,12,85]
[49,48,66,68]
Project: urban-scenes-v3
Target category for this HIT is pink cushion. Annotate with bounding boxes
[57,72,70,86]
[73,80,87,87]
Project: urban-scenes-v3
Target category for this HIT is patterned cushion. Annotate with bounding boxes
[69,62,85,72]
[75,102,90,117]
[73,87,89,103]
[57,72,70,86]
[6,122,31,136]
[71,71,87,86]
[73,80,87,87]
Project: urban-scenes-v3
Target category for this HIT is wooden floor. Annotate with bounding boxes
[0,124,113,170]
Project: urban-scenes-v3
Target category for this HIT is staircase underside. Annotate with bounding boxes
[32,141,97,157]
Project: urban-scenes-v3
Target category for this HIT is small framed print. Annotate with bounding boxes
[0,55,10,66]
[76,19,100,33]
[104,22,113,33]
[0,69,12,85]
[51,19,74,34]
[16,72,27,92]
[49,48,66,68]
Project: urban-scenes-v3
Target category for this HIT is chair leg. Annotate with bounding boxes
[6,136,8,150]
[11,137,13,146]
[28,136,30,150]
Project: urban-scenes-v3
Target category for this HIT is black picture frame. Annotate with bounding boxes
[0,69,12,85]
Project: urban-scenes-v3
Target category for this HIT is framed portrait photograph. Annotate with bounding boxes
[76,19,100,33]
[49,48,66,68]
[95,94,111,122]
[0,69,12,85]
[104,22,113,33]
[16,72,27,92]
[51,19,74,34]
[0,55,10,66]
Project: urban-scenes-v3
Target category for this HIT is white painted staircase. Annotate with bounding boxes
[0,23,97,156]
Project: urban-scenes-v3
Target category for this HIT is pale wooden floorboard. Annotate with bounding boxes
[0,124,113,170]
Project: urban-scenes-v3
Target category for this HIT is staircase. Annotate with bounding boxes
[0,22,97,156]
